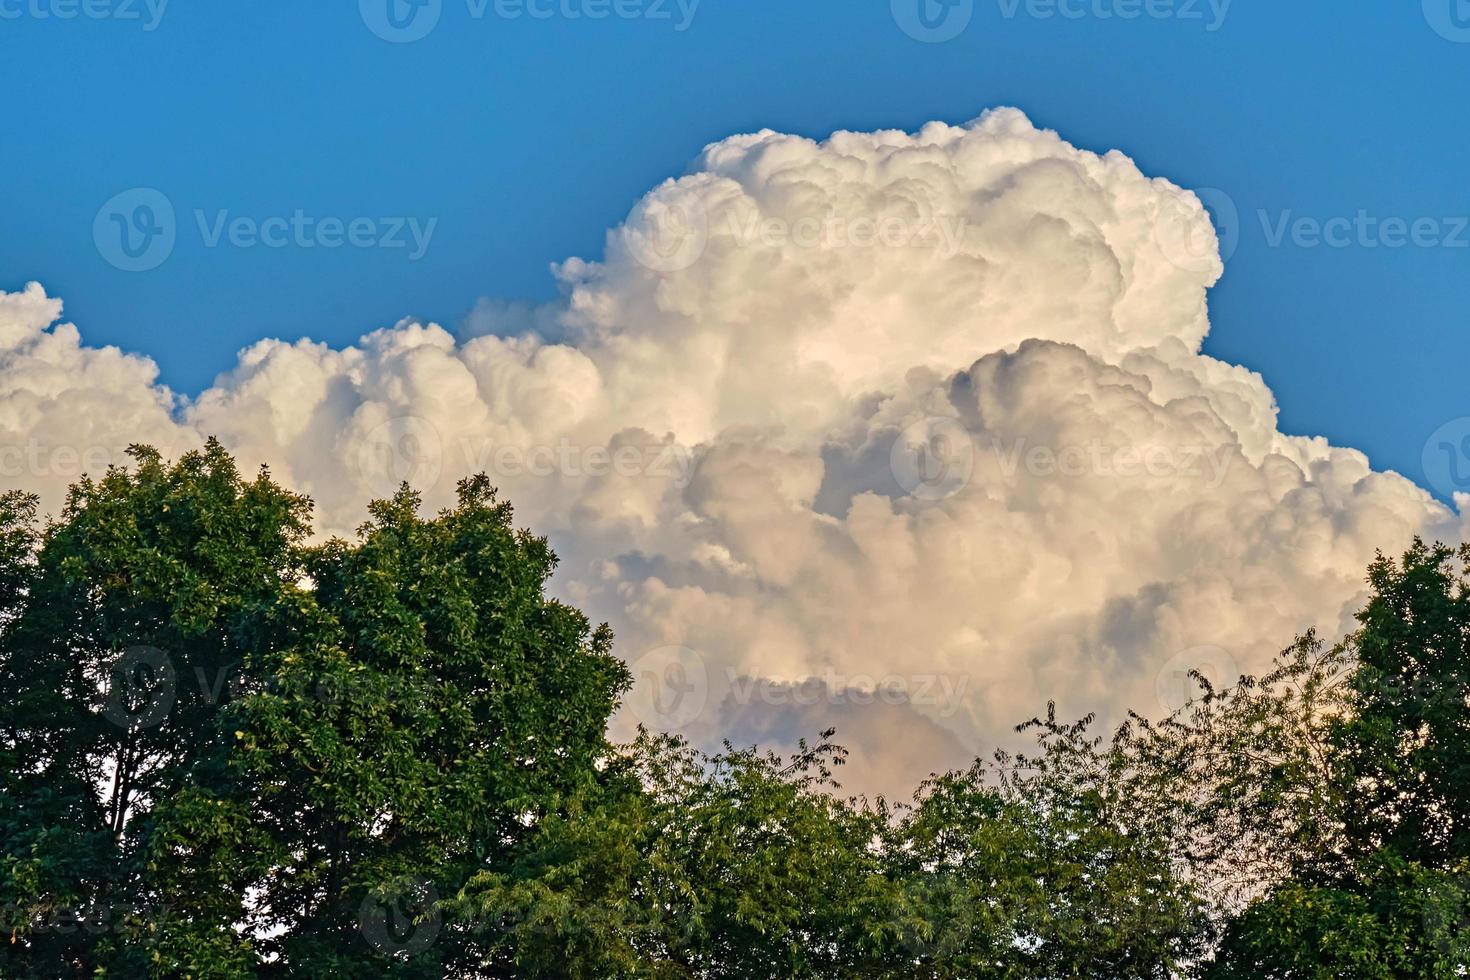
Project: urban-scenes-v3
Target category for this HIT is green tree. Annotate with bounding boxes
[1205,854,1467,979]
[1205,543,1470,975]
[454,729,896,978]
[0,444,629,977]
[453,713,1210,979]
[877,707,1207,979]
[229,476,628,977]
[1117,633,1353,918]
[2,443,311,977]
[1337,541,1470,865]
[6,441,1466,978]
[1151,542,1470,978]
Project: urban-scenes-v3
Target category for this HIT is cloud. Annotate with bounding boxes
[0,281,188,497]
[4,108,1464,796]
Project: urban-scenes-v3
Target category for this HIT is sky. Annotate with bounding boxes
[2,0,1469,797]
[2,0,1468,489]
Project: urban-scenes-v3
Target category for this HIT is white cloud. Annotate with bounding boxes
[4,108,1463,796]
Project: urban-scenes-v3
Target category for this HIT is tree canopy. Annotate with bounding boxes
[1,443,1466,977]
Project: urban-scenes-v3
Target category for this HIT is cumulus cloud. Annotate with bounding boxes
[3,108,1464,796]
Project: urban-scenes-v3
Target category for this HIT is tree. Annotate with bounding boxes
[1116,633,1354,917]
[1204,853,1467,979]
[453,715,1210,980]
[453,729,896,978]
[1337,541,1470,866]
[1205,540,1470,975]
[0,444,629,977]
[873,708,1207,979]
[4,442,1465,977]
[1156,541,1470,978]
[228,476,629,977]
[2,442,312,977]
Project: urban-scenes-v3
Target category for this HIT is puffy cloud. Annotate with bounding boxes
[0,281,193,505]
[3,108,1463,796]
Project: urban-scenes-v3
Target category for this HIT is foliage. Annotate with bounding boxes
[1,444,1465,977]
[1154,541,1470,978]
[2,442,313,977]
[877,740,1206,977]
[452,730,894,978]
[1115,632,1355,913]
[0,444,628,977]
[1337,541,1470,865]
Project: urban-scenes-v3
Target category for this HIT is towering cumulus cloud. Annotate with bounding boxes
[3,109,1463,797]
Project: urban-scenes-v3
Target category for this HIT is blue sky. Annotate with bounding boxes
[2,0,1467,494]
